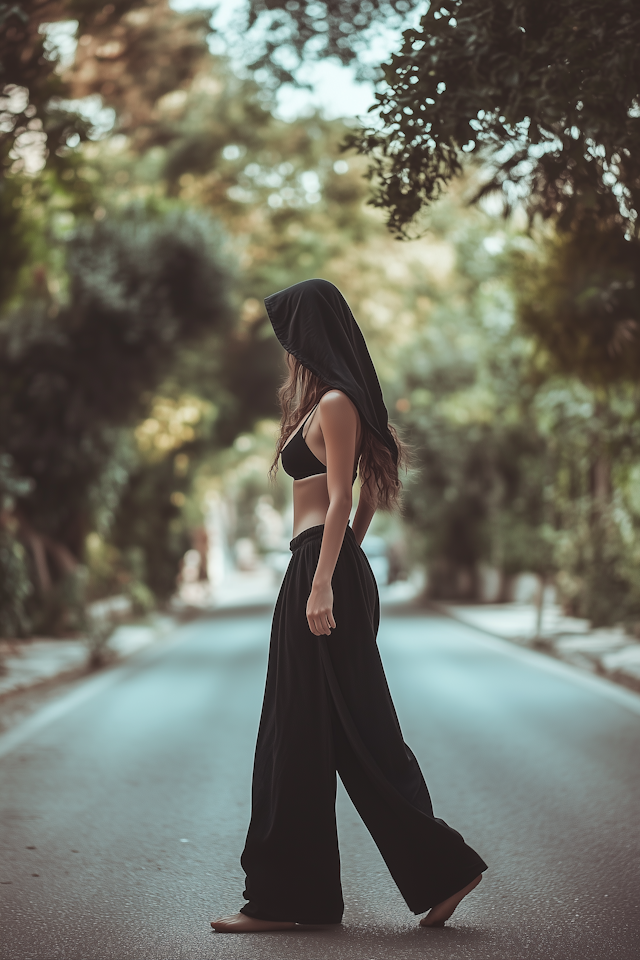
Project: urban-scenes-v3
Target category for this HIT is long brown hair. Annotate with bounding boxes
[270,355,407,510]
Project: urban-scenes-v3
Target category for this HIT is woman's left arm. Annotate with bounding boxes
[306,392,358,636]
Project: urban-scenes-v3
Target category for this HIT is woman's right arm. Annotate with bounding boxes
[352,479,377,546]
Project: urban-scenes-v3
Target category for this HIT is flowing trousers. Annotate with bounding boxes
[240,524,487,923]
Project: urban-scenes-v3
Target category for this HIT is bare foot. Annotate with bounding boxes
[419,874,482,928]
[210,913,296,933]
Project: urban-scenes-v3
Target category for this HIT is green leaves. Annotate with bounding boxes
[244,1,416,84]
[350,0,640,236]
[0,453,33,636]
[510,223,640,385]
[0,208,231,558]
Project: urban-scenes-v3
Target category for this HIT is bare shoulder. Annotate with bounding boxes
[318,390,358,418]
[318,391,359,442]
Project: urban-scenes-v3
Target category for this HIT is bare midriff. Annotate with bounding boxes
[287,410,361,539]
[291,473,333,539]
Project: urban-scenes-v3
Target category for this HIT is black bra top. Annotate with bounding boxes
[281,405,358,482]
[281,406,327,480]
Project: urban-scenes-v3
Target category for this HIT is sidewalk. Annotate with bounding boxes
[0,566,280,702]
[436,600,640,695]
[12,576,633,703]
[0,614,174,700]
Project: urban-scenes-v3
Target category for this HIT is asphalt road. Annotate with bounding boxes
[1,607,639,960]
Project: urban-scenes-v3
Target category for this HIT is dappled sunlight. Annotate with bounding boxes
[135,396,216,458]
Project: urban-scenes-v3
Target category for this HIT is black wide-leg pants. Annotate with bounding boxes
[240,524,487,923]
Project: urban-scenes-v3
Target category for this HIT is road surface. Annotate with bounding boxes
[1,607,639,960]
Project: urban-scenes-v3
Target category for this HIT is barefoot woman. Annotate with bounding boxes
[211,279,487,932]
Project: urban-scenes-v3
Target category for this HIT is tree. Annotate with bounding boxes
[0,0,212,309]
[0,1,101,179]
[511,223,640,384]
[245,1,640,410]
[246,1,640,237]
[357,0,640,238]
[64,0,212,150]
[385,187,556,600]
[524,374,640,627]
[244,0,413,86]
[0,2,197,172]
[0,0,90,306]
[86,43,384,434]
[0,207,231,628]
[1,1,254,628]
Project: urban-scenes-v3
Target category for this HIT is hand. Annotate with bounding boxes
[306,581,336,636]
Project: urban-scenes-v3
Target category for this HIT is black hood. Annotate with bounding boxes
[264,278,398,463]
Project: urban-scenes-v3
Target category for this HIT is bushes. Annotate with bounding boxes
[0,454,33,637]
[400,370,554,601]
[0,529,32,638]
[0,207,232,633]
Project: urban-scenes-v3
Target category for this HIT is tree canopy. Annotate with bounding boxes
[0,0,383,630]
[511,222,640,385]
[4,0,640,637]
[0,0,211,307]
[0,209,230,560]
[0,1,146,178]
[245,0,413,84]
[248,0,640,238]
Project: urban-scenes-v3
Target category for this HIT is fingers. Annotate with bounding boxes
[306,613,336,636]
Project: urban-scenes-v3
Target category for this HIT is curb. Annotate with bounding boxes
[0,614,176,702]
[429,600,640,697]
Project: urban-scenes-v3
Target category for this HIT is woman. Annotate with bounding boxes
[211,279,487,932]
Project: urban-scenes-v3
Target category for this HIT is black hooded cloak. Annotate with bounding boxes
[264,278,398,462]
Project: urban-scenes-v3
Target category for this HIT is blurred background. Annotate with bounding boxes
[2,0,640,648]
